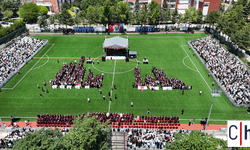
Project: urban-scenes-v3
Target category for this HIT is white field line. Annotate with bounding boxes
[181,45,211,91]
[32,55,49,70]
[182,56,197,72]
[108,60,116,113]
[2,44,54,90]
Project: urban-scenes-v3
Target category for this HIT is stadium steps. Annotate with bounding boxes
[110,131,127,150]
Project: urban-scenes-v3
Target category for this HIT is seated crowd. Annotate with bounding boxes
[121,128,189,149]
[135,115,179,123]
[0,127,34,148]
[133,67,190,90]
[52,56,103,88]
[36,112,134,127]
[133,67,143,88]
[0,36,45,84]
[191,36,250,104]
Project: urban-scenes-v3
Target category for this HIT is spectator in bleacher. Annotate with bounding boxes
[191,36,250,104]
[0,37,45,84]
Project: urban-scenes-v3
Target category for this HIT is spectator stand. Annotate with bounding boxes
[0,37,48,89]
[188,38,250,107]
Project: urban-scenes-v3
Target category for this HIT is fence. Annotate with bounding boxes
[0,40,49,89]
[188,41,250,108]
[0,26,28,45]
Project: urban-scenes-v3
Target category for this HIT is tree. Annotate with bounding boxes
[49,15,55,29]
[134,0,140,13]
[231,25,250,50]
[205,10,220,27]
[160,6,171,23]
[196,9,203,24]
[171,8,178,24]
[37,14,48,29]
[148,0,160,26]
[60,9,74,29]
[219,2,225,13]
[138,4,148,27]
[1,0,14,12]
[86,6,99,25]
[116,1,129,23]
[13,128,64,149]
[183,7,198,26]
[38,6,48,16]
[74,14,82,27]
[18,2,39,23]
[162,0,168,9]
[3,9,13,19]
[169,130,227,150]
[62,1,71,11]
[63,116,111,149]
[54,13,62,28]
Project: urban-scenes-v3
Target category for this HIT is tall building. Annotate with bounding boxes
[23,0,75,13]
[127,0,221,16]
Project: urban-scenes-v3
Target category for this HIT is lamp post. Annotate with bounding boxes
[204,88,222,130]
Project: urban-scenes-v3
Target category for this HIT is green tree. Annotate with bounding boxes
[162,0,168,9]
[49,15,55,29]
[103,0,112,22]
[38,6,48,16]
[196,9,203,24]
[171,8,178,24]
[64,116,111,149]
[18,2,39,22]
[183,7,198,26]
[128,11,137,25]
[3,9,13,19]
[1,0,14,12]
[169,130,227,150]
[205,10,220,27]
[116,1,129,23]
[60,8,74,29]
[62,1,71,11]
[148,0,160,26]
[74,13,82,27]
[134,0,140,13]
[37,14,48,29]
[231,25,250,50]
[54,13,62,28]
[86,6,99,25]
[138,4,148,27]
[219,2,225,13]
[13,128,64,149]
[160,6,171,23]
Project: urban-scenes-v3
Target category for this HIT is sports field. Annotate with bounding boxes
[0,33,248,124]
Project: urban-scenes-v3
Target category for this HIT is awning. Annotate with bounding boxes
[102,36,128,48]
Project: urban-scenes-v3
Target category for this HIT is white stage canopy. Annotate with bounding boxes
[102,36,129,48]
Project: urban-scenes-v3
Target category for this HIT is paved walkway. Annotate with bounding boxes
[1,121,227,130]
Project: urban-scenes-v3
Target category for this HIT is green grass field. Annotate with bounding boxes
[0,33,248,124]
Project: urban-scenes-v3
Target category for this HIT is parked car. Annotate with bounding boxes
[1,21,8,25]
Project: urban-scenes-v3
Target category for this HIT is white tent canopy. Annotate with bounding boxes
[102,36,128,48]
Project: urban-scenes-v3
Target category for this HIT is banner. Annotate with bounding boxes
[108,23,124,32]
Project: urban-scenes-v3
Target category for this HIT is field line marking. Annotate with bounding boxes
[32,55,49,70]
[182,56,197,72]
[181,45,211,91]
[2,44,54,90]
[108,60,116,113]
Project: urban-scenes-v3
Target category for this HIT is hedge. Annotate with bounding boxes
[0,21,25,38]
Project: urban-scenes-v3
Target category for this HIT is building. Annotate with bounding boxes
[23,0,75,13]
[127,0,221,16]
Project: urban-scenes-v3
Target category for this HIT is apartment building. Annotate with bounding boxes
[23,0,75,13]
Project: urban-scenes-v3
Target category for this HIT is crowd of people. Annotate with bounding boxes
[0,36,45,84]
[0,127,34,148]
[135,115,179,123]
[82,70,103,88]
[133,67,190,90]
[133,67,143,88]
[52,56,103,88]
[120,128,189,149]
[191,36,250,104]
[37,112,134,127]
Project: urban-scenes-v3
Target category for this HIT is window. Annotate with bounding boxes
[204,2,209,6]
[171,4,175,8]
